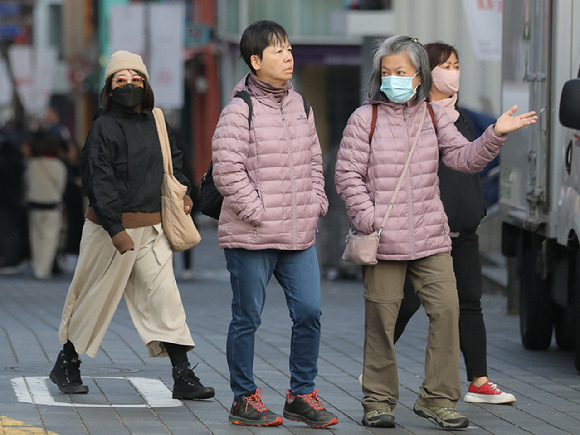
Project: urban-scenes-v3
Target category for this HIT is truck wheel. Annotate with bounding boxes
[519,234,554,350]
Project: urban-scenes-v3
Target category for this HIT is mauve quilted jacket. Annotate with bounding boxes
[335,97,506,261]
[212,75,328,250]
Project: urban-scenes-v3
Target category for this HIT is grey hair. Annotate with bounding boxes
[367,35,432,104]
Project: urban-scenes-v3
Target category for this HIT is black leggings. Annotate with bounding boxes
[164,342,189,366]
[394,231,487,381]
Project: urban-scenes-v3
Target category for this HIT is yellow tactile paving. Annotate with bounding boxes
[0,416,58,434]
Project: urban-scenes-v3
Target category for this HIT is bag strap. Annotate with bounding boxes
[426,102,438,135]
[234,90,311,129]
[369,104,378,143]
[376,103,427,236]
[152,108,173,176]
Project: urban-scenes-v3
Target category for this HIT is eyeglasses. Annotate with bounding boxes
[113,75,144,87]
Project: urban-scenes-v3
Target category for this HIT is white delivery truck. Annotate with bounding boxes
[500,0,580,370]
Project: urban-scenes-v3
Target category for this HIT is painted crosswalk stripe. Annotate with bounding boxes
[12,376,182,408]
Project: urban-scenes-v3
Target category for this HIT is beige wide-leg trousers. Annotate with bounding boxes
[58,220,194,358]
[361,253,461,412]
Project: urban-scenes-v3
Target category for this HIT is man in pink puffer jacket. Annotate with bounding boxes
[211,20,336,429]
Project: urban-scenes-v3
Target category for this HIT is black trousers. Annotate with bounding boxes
[394,231,487,381]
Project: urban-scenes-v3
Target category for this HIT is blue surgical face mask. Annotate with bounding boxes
[380,72,419,104]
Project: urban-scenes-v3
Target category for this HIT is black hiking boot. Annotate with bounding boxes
[49,351,89,394]
[172,363,215,400]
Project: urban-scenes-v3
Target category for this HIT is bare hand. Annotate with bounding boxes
[184,205,192,215]
[494,105,538,135]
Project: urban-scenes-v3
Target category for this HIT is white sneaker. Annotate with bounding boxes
[463,381,516,404]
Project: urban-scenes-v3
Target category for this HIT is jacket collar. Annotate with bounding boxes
[364,95,426,116]
[109,105,153,120]
[231,73,294,108]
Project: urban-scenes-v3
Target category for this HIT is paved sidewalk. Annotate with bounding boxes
[1,219,579,434]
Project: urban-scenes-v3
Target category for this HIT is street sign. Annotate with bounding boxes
[0,23,21,40]
[0,3,20,16]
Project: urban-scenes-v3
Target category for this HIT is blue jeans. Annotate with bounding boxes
[224,246,322,399]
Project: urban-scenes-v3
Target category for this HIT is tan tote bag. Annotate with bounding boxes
[152,108,201,252]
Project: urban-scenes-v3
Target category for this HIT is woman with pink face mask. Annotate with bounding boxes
[393,42,517,405]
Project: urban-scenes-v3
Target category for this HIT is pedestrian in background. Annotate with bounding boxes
[394,42,516,406]
[25,130,67,279]
[60,139,85,271]
[335,35,536,430]
[0,133,27,272]
[49,50,215,402]
[212,20,338,428]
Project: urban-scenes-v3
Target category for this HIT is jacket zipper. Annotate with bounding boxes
[280,102,298,249]
[404,107,415,257]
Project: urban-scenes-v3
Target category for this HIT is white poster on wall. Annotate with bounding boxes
[0,58,12,107]
[109,4,147,62]
[462,0,503,62]
[33,48,57,115]
[9,45,33,114]
[148,3,185,109]
[8,46,57,117]
[109,3,184,109]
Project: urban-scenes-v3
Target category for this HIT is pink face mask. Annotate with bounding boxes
[431,66,460,96]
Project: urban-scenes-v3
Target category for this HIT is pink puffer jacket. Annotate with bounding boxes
[212,75,328,250]
[335,98,506,261]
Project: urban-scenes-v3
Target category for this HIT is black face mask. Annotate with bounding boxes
[111,84,145,109]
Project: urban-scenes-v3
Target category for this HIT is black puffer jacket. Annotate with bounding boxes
[79,105,189,238]
[438,108,487,233]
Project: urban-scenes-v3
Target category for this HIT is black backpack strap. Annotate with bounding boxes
[302,96,311,119]
[236,90,311,125]
[234,90,253,129]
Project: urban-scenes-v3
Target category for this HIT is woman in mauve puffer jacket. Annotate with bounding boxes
[335,35,536,430]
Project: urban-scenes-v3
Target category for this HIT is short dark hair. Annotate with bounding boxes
[99,70,155,111]
[239,20,289,74]
[30,129,61,157]
[424,42,459,71]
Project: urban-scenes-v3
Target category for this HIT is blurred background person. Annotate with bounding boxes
[41,107,70,144]
[0,132,27,273]
[60,138,85,272]
[25,129,67,279]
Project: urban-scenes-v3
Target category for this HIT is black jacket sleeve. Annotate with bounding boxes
[79,119,125,237]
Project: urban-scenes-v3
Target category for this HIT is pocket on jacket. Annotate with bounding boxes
[152,223,173,266]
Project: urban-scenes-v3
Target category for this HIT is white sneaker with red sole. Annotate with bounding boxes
[464,381,517,404]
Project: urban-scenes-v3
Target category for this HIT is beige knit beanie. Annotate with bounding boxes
[104,50,149,82]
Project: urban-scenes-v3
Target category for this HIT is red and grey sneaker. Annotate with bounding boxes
[229,388,283,426]
[283,389,338,428]
[463,381,517,404]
